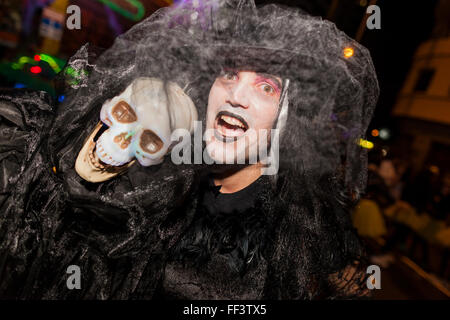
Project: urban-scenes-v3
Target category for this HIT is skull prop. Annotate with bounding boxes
[75,77,198,183]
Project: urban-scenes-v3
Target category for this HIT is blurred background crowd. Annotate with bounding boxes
[0,0,449,299]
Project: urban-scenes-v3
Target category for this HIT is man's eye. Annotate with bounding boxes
[260,83,275,95]
[222,72,238,81]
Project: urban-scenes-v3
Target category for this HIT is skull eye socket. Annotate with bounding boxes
[112,101,137,123]
[140,129,163,154]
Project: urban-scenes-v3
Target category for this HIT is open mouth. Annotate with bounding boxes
[214,111,249,142]
[75,122,135,183]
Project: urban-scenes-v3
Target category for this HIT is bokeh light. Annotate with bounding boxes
[379,128,391,140]
[30,66,42,74]
[343,47,354,58]
[359,138,374,149]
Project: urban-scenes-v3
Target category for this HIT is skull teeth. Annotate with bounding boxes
[92,140,124,167]
[88,142,106,169]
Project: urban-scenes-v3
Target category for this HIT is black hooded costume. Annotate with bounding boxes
[0,0,379,299]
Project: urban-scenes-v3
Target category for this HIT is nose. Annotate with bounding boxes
[227,81,250,109]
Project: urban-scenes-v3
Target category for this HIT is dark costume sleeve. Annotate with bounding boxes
[0,86,198,299]
[0,89,55,196]
[0,3,204,297]
[0,89,57,298]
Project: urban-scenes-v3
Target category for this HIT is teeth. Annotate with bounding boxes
[88,141,106,170]
[220,115,246,129]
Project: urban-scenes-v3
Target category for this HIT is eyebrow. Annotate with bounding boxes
[255,73,282,91]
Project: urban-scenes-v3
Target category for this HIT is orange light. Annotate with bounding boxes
[343,47,354,58]
[371,129,379,137]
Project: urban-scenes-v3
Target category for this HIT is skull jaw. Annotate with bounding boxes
[75,122,135,183]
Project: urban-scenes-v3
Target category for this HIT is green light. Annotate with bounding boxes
[95,0,145,21]
[19,56,34,65]
[9,54,65,75]
[65,67,88,78]
[64,67,90,86]
[12,56,36,71]
[39,54,62,73]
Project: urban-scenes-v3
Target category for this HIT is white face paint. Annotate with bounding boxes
[75,77,197,183]
[205,70,282,164]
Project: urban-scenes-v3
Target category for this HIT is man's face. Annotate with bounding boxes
[205,70,282,164]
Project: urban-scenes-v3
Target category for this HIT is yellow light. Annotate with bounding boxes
[359,138,374,149]
[371,129,379,137]
[343,47,354,58]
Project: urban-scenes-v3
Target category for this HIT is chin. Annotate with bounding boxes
[206,138,238,164]
[206,137,257,165]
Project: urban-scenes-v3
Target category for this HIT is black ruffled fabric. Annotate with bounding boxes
[154,174,271,299]
[169,174,270,275]
[0,87,199,299]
